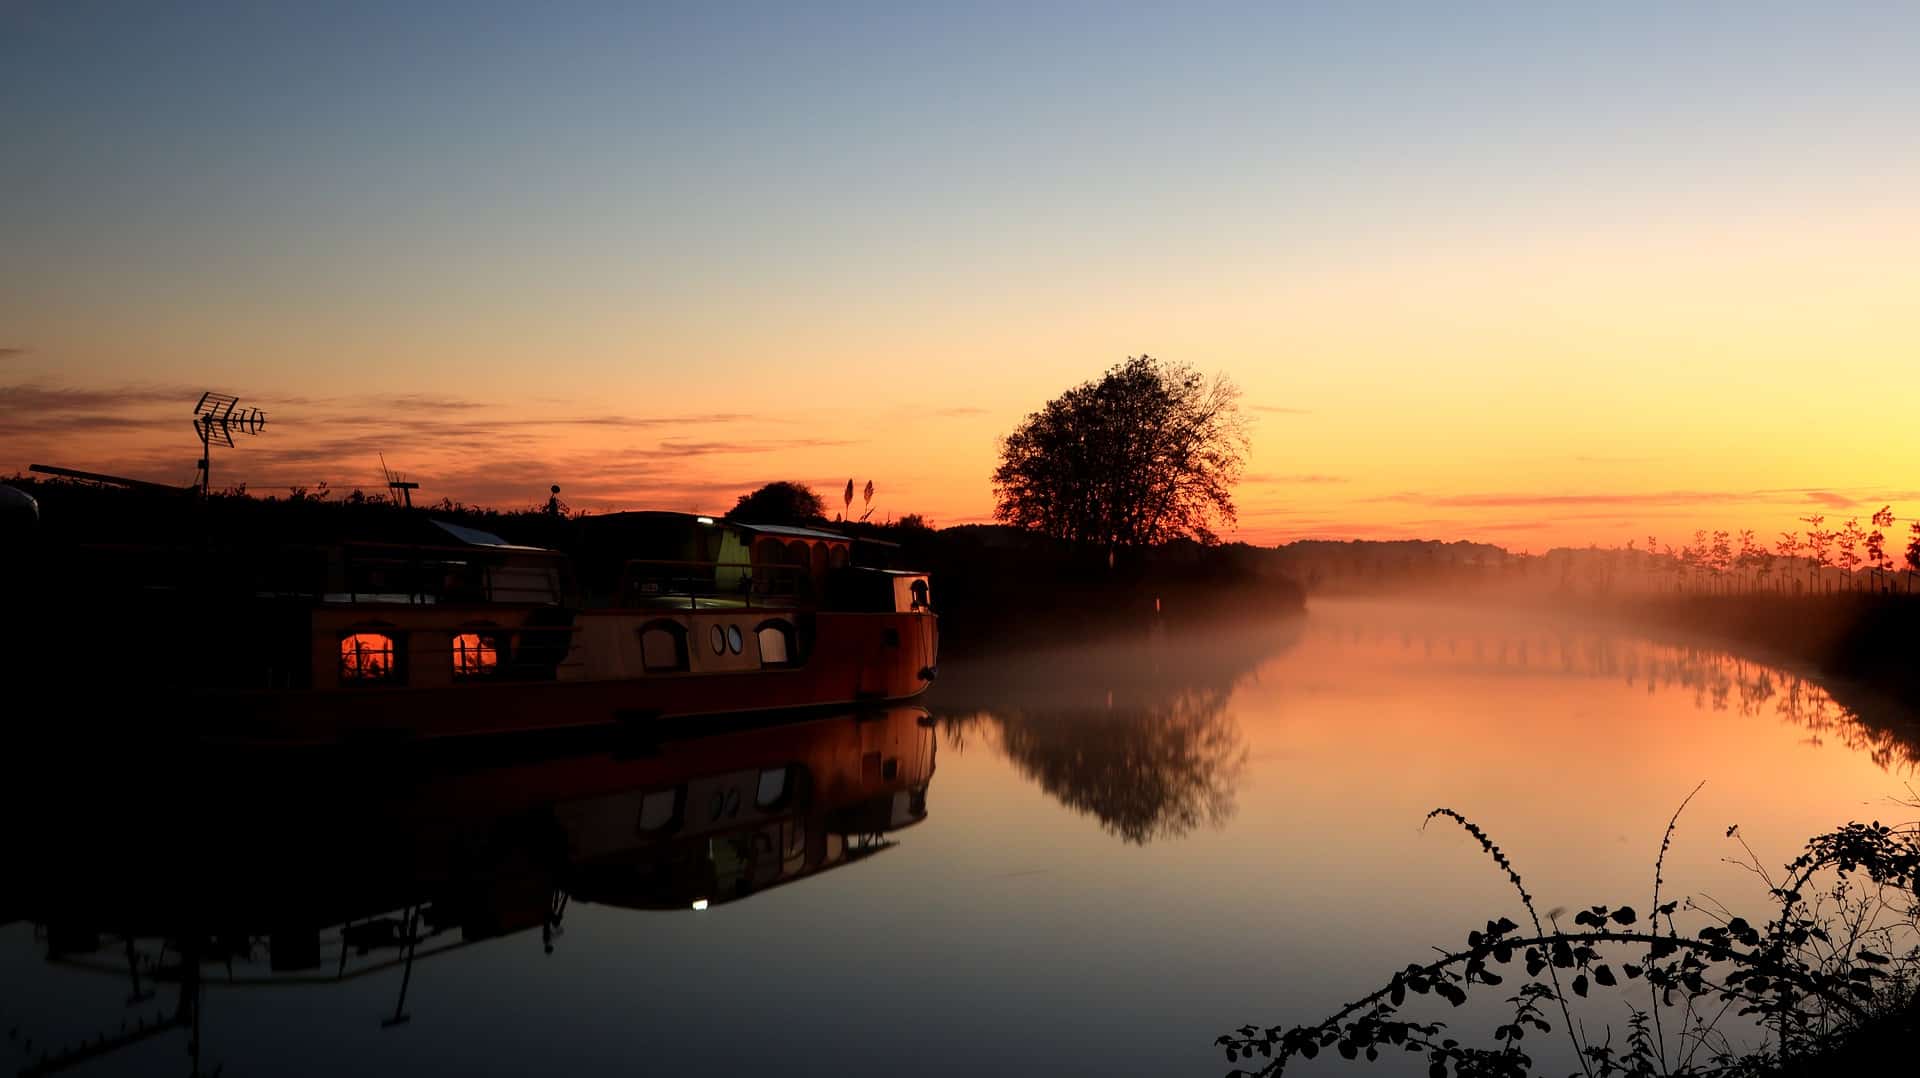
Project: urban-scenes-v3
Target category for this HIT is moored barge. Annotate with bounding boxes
[25,507,937,743]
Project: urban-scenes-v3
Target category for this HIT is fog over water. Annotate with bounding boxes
[3,600,1913,1077]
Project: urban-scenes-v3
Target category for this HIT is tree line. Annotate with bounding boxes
[1634,506,1920,594]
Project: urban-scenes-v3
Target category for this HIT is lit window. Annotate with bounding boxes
[451,632,499,679]
[340,632,398,683]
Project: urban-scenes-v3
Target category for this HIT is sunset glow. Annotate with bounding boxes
[4,5,1917,549]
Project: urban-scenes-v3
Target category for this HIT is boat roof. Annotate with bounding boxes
[729,521,853,543]
[429,519,554,552]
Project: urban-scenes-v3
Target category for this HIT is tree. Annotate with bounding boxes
[992,355,1247,546]
[1736,529,1761,592]
[726,481,825,525]
[1800,514,1829,590]
[1868,505,1895,590]
[1710,529,1732,591]
[1775,532,1800,593]
[1838,517,1865,589]
[1907,521,1920,593]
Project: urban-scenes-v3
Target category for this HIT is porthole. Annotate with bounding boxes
[710,624,726,655]
[727,625,744,654]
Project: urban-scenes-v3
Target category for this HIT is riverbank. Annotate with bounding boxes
[1614,591,1920,706]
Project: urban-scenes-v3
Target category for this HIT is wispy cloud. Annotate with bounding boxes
[1243,473,1348,485]
[655,437,861,457]
[1800,490,1857,509]
[0,347,26,361]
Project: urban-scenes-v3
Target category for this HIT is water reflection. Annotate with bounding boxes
[1,707,935,1076]
[1295,607,1919,771]
[933,619,1302,842]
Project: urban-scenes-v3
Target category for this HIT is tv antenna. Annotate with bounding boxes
[380,453,420,508]
[192,391,267,496]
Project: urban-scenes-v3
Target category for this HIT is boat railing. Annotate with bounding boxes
[616,559,812,611]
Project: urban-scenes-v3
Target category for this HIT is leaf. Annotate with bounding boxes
[1610,906,1638,926]
[1572,975,1590,998]
[1594,965,1617,988]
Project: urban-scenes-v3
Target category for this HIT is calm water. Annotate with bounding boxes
[4,600,1915,1077]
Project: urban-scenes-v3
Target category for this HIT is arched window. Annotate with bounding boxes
[639,620,689,673]
[339,631,400,684]
[451,629,503,679]
[755,619,797,667]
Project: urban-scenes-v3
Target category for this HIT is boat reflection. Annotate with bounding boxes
[1,706,935,1075]
[931,618,1303,843]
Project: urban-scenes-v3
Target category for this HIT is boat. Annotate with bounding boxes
[22,502,938,744]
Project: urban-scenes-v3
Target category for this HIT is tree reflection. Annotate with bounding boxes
[1314,616,1920,771]
[992,687,1246,844]
[935,619,1298,844]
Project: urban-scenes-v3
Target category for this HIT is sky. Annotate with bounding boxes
[3,1,1917,549]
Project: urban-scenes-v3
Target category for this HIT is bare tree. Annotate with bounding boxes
[993,355,1248,547]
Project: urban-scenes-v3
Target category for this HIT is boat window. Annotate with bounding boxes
[639,621,689,672]
[339,632,400,684]
[756,620,795,666]
[709,624,727,655]
[637,790,678,832]
[451,631,501,679]
[755,767,790,809]
[727,624,744,654]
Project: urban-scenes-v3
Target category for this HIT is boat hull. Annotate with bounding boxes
[195,610,937,744]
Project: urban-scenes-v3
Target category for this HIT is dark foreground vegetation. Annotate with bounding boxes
[1219,795,1920,1077]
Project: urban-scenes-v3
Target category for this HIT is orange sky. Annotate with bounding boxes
[4,7,1917,550]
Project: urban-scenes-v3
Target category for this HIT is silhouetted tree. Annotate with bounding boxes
[1775,531,1800,593]
[726,481,826,525]
[1907,521,1920,594]
[1800,514,1830,591]
[1838,517,1865,590]
[992,355,1247,547]
[1867,505,1895,590]
[1710,529,1732,591]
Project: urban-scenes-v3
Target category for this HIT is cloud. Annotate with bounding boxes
[654,437,860,457]
[1243,473,1348,485]
[1371,489,1755,510]
[0,347,25,360]
[1800,490,1857,509]
[0,382,196,411]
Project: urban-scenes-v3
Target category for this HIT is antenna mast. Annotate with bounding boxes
[192,391,267,497]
